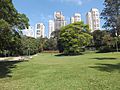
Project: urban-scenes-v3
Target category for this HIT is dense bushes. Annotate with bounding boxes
[0,35,42,56]
[20,36,41,56]
[43,38,58,51]
[0,20,40,56]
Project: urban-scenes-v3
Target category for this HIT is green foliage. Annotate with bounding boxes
[93,30,106,49]
[35,37,58,52]
[0,19,10,30]
[93,30,117,52]
[101,0,120,35]
[43,38,58,51]
[16,13,29,30]
[59,22,93,55]
[51,30,60,40]
[20,36,40,55]
[0,0,30,56]
[0,35,43,56]
[0,19,21,56]
[0,0,29,29]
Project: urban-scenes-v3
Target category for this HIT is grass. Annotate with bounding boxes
[0,52,120,90]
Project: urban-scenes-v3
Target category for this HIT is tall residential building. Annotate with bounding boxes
[70,13,81,23]
[86,12,93,30]
[22,26,35,38]
[54,11,66,31]
[48,20,55,38]
[86,8,100,32]
[35,23,45,38]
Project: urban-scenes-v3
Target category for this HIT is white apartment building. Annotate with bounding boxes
[86,8,100,32]
[22,26,35,38]
[54,11,66,31]
[35,23,45,38]
[48,20,55,38]
[70,13,81,23]
[86,12,93,30]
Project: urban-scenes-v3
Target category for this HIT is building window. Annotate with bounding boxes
[37,24,41,29]
[97,24,99,27]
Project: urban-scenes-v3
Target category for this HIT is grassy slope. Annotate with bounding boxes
[0,52,120,90]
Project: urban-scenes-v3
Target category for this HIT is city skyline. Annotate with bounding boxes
[13,0,104,37]
[23,9,101,38]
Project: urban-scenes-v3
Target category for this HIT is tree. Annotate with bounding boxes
[0,19,23,56]
[35,37,58,51]
[0,19,11,56]
[51,30,60,40]
[59,22,93,55]
[92,30,110,49]
[93,30,116,52]
[0,0,29,29]
[0,0,29,56]
[92,30,102,49]
[20,36,40,55]
[43,38,58,51]
[101,0,120,35]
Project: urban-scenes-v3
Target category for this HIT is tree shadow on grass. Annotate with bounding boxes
[90,63,120,72]
[55,53,83,57]
[91,57,118,60]
[0,60,25,78]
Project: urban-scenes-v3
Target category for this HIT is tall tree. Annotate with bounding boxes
[101,0,120,35]
[0,0,29,56]
[0,19,10,53]
[0,0,29,29]
[93,30,116,52]
[59,22,93,55]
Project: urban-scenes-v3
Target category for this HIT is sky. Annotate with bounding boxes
[13,0,105,37]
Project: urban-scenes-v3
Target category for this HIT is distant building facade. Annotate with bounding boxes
[22,26,35,38]
[54,11,66,31]
[70,13,81,23]
[48,20,55,38]
[35,23,45,38]
[86,8,100,32]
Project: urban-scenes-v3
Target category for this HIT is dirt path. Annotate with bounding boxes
[0,54,38,61]
[0,56,27,61]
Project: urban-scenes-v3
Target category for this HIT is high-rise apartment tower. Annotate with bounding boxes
[48,20,55,38]
[54,11,66,31]
[86,8,100,32]
[35,23,45,38]
[70,13,81,23]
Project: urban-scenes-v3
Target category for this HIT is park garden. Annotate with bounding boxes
[0,0,120,90]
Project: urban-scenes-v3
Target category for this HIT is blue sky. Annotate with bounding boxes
[13,0,104,36]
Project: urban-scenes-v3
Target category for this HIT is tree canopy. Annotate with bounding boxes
[92,30,118,52]
[59,22,93,55]
[0,0,30,56]
[101,0,120,35]
[0,0,29,29]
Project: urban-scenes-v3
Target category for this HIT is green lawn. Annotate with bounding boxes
[0,52,120,90]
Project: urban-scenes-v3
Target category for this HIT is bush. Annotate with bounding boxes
[99,46,113,53]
